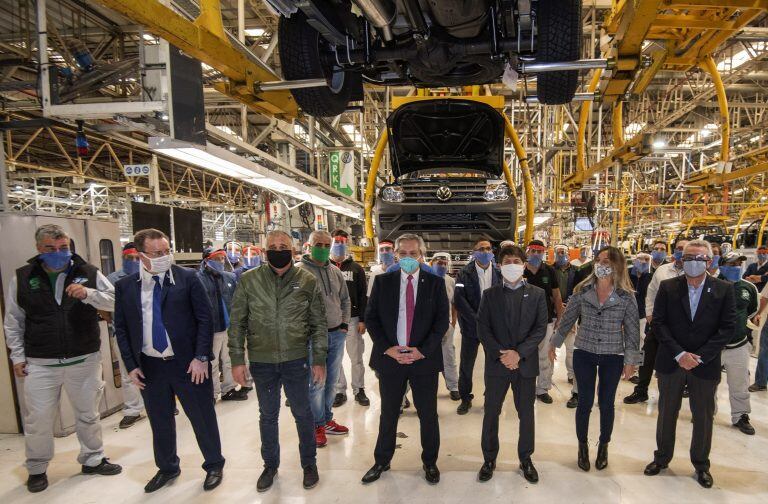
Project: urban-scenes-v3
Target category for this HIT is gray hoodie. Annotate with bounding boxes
[297,255,351,330]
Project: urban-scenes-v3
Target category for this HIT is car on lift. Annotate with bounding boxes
[269,0,583,116]
[676,224,732,245]
[375,98,515,251]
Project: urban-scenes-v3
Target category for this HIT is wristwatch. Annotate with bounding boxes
[195,355,209,362]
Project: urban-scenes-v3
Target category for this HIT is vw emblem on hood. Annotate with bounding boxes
[436,186,452,201]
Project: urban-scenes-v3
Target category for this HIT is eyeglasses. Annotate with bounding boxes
[682,254,711,262]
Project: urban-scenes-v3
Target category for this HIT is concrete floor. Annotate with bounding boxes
[0,333,767,504]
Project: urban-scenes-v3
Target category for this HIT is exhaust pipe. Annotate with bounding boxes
[353,0,396,41]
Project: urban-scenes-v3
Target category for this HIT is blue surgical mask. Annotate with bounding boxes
[226,252,240,265]
[673,250,683,262]
[330,242,347,259]
[527,254,543,267]
[555,255,569,267]
[633,260,650,274]
[207,259,225,273]
[399,257,420,274]
[683,260,707,277]
[380,251,395,267]
[651,250,667,263]
[758,253,768,263]
[474,251,494,266]
[123,258,140,275]
[720,265,742,282]
[40,250,72,271]
[243,256,261,269]
[433,264,447,277]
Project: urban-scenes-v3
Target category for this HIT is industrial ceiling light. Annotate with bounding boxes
[652,139,666,149]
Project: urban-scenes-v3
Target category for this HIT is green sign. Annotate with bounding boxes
[329,150,355,197]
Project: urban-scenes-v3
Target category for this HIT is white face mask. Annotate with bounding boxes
[501,263,525,283]
[142,253,173,274]
[595,264,613,279]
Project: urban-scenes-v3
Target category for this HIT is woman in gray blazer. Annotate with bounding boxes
[549,246,642,472]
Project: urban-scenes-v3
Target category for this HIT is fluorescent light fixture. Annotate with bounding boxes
[624,122,646,141]
[142,33,157,42]
[149,137,362,220]
[244,28,266,37]
[652,139,666,149]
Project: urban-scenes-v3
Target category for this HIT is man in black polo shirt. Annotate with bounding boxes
[523,240,563,403]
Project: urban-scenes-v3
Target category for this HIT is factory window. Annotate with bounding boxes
[99,239,115,276]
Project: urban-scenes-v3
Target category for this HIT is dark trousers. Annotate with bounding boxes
[374,371,440,466]
[458,335,481,401]
[654,368,717,471]
[481,371,536,463]
[572,349,624,444]
[634,328,659,395]
[140,355,224,473]
[250,359,316,469]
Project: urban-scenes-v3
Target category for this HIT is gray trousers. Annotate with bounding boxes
[536,322,555,395]
[441,324,459,392]
[212,330,236,398]
[117,352,144,416]
[337,317,365,394]
[23,352,106,475]
[720,344,752,424]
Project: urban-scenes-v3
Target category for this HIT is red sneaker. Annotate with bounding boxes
[324,420,349,435]
[315,426,327,447]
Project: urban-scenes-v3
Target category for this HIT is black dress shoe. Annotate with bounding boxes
[355,389,371,406]
[203,469,223,491]
[478,461,495,482]
[144,470,181,493]
[578,442,590,471]
[119,414,143,429]
[566,393,579,409]
[537,393,553,404]
[333,393,347,407]
[734,414,756,435]
[303,464,319,489]
[361,463,389,484]
[457,399,472,415]
[449,391,461,401]
[696,470,714,488]
[623,391,649,404]
[520,459,538,483]
[644,461,667,476]
[82,458,122,475]
[26,473,48,493]
[595,443,608,470]
[424,464,440,484]
[257,467,277,492]
[241,385,253,393]
[748,383,767,392]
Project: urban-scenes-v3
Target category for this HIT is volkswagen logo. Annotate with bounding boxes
[436,186,452,201]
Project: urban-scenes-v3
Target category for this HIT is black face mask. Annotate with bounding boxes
[266,249,293,269]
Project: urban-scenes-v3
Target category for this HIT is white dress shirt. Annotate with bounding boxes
[645,261,685,318]
[396,268,420,346]
[140,266,175,358]
[476,262,493,293]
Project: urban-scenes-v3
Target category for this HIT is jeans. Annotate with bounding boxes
[309,329,346,427]
[250,359,316,469]
[754,322,768,386]
[572,349,624,444]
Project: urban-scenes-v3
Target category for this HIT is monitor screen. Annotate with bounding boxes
[575,217,594,232]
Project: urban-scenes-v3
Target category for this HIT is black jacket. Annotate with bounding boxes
[365,270,449,376]
[333,257,368,321]
[651,275,736,380]
[630,270,652,319]
[454,261,502,339]
[15,254,101,359]
[477,283,549,378]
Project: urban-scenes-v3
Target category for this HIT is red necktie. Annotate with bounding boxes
[406,274,415,346]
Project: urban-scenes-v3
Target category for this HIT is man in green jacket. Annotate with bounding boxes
[229,230,328,492]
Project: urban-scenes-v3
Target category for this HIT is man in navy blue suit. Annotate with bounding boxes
[114,228,225,493]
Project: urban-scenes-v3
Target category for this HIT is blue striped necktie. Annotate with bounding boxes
[151,275,168,353]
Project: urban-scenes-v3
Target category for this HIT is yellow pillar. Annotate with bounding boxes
[504,117,535,244]
[700,55,729,163]
[364,129,389,239]
[577,69,603,172]
[195,0,228,40]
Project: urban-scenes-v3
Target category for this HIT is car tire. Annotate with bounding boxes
[535,0,582,105]
[277,11,362,117]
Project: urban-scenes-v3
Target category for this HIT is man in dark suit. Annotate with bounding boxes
[645,239,736,488]
[454,237,502,414]
[362,233,449,485]
[477,245,548,483]
[114,228,225,493]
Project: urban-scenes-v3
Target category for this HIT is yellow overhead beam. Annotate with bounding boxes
[700,55,730,164]
[576,69,603,172]
[95,0,298,118]
[687,161,768,187]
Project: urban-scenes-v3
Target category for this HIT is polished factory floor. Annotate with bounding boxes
[1,329,767,503]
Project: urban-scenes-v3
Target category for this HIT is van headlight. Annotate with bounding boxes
[483,183,510,201]
[381,185,405,203]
